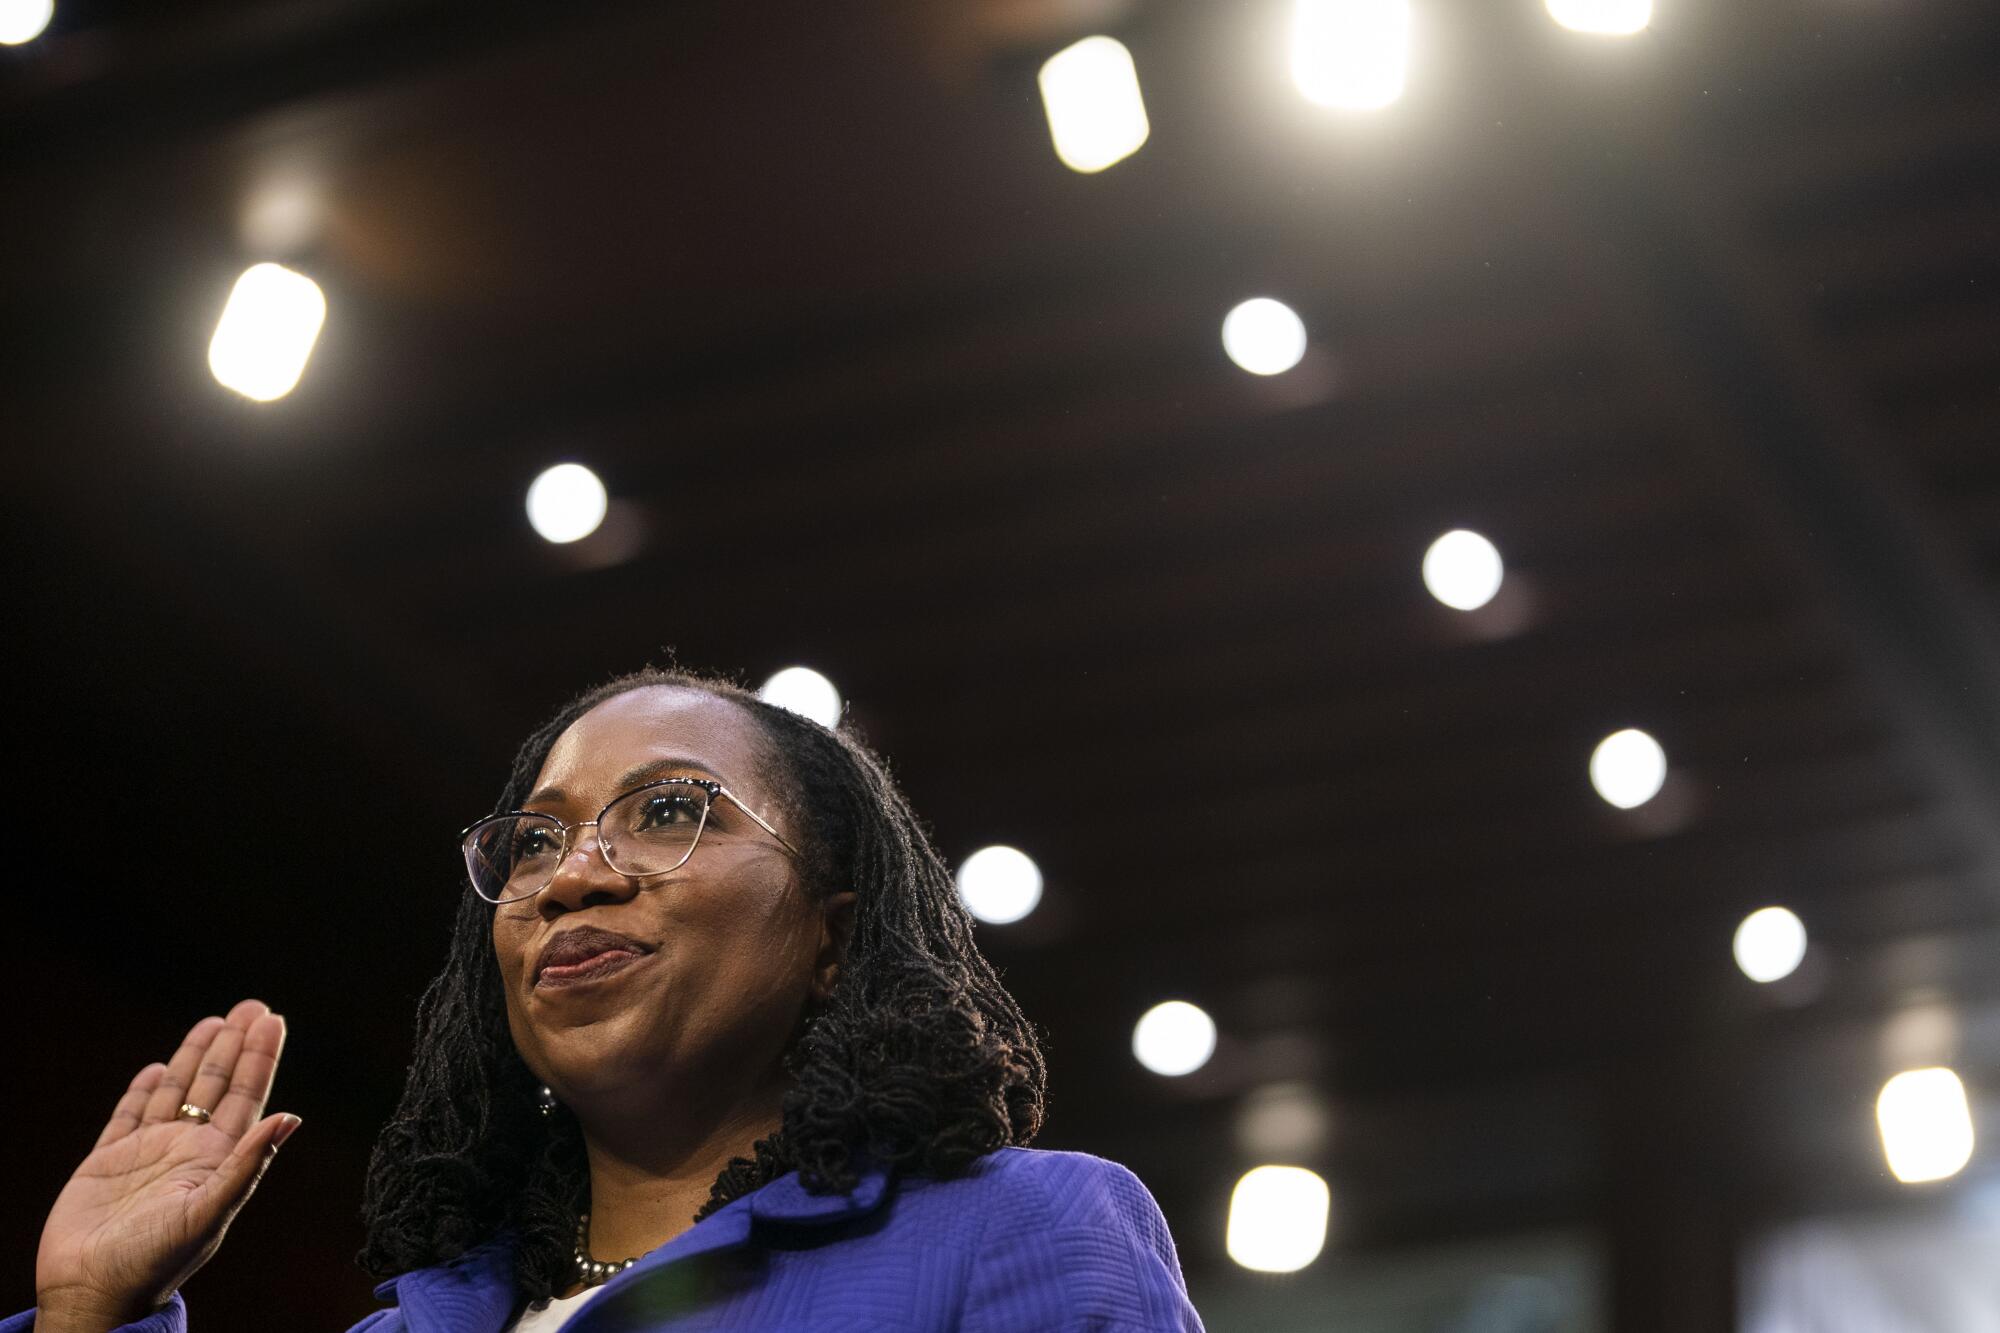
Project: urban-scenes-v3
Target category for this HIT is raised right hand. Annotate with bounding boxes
[34,1000,300,1329]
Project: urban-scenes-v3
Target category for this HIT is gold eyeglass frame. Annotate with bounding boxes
[459,776,800,904]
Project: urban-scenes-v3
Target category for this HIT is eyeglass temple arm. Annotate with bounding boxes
[718,788,801,858]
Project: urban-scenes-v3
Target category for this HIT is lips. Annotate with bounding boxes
[535,925,653,986]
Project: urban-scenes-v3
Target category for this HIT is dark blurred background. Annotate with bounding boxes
[5,1,1999,1330]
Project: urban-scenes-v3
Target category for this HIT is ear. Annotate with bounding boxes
[811,890,858,1002]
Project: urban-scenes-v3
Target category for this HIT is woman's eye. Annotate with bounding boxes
[514,827,560,858]
[636,795,700,830]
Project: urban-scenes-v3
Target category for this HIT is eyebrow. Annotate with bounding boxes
[527,756,725,809]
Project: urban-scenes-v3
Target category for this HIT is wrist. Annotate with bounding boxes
[34,1309,117,1333]
[34,1285,163,1333]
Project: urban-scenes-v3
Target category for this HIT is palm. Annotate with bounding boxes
[35,1001,297,1321]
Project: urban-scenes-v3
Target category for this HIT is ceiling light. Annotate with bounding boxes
[207,263,326,402]
[1421,530,1504,611]
[1221,298,1308,376]
[1227,1165,1330,1272]
[955,845,1043,924]
[1037,36,1150,174]
[1290,0,1411,111]
[0,0,53,45]
[1589,728,1666,809]
[758,666,842,728]
[1546,0,1652,36]
[525,463,608,544]
[1877,1068,1976,1184]
[1732,906,1807,983]
[1132,1000,1218,1077]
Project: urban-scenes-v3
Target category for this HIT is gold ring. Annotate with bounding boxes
[176,1103,213,1124]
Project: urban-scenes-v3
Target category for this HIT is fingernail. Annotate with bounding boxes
[272,1115,302,1149]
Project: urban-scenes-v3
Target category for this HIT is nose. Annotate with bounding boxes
[535,823,640,917]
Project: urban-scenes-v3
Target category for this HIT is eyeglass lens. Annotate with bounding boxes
[463,781,712,903]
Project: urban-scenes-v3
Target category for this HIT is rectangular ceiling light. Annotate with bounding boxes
[1038,35,1151,174]
[1291,0,1411,111]
[208,263,327,402]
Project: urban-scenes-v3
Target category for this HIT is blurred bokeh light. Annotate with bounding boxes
[1877,1068,1976,1184]
[757,666,843,728]
[1422,530,1504,611]
[1588,728,1667,809]
[1227,1165,1331,1273]
[206,263,326,402]
[1290,0,1411,111]
[1221,298,1308,376]
[1132,999,1218,1077]
[0,0,52,46]
[1235,1082,1331,1159]
[1037,35,1150,174]
[954,845,1043,924]
[525,463,609,544]
[1733,906,1808,983]
[1545,0,1653,37]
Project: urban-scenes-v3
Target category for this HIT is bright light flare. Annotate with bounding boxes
[1237,1083,1330,1158]
[1877,1068,1976,1184]
[956,845,1043,924]
[1545,0,1652,36]
[1037,36,1150,174]
[1422,530,1504,611]
[1589,728,1666,809]
[241,176,326,255]
[759,666,842,728]
[207,263,326,402]
[0,0,53,45]
[1733,906,1807,983]
[1132,1000,1218,1077]
[1227,1166,1330,1273]
[1290,0,1411,111]
[1221,298,1308,376]
[525,463,608,544]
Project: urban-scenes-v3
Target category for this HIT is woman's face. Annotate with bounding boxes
[492,685,852,1120]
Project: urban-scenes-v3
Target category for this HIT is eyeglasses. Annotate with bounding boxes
[459,777,800,904]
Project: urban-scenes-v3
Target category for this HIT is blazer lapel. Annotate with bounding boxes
[377,1162,898,1333]
[745,1159,894,1228]
[570,1161,897,1332]
[384,1239,520,1333]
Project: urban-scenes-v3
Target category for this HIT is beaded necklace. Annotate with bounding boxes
[571,1214,640,1288]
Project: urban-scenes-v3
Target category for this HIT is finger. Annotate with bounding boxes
[211,1013,287,1139]
[95,1063,167,1149]
[221,997,271,1033]
[176,1000,269,1125]
[197,1112,299,1224]
[142,1016,226,1124]
[180,1022,245,1129]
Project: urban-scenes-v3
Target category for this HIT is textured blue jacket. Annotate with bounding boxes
[9,1147,1205,1332]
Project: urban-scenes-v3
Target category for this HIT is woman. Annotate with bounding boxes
[21,668,1204,1332]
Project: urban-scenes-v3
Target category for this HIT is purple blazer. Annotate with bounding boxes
[9,1147,1205,1332]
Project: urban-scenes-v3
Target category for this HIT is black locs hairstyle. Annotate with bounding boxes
[357,667,1047,1301]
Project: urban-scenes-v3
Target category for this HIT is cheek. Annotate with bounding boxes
[491,912,531,977]
[680,878,818,990]
[490,919,538,1035]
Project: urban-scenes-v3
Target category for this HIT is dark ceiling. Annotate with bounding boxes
[6,1,2000,1329]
